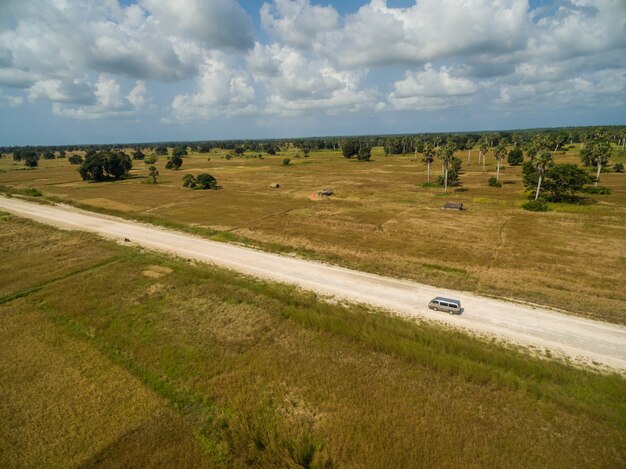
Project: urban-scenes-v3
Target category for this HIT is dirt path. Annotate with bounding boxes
[2,196,625,372]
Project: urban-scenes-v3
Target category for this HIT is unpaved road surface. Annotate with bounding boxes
[2,196,625,372]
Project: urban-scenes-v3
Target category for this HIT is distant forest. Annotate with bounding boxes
[2,125,625,156]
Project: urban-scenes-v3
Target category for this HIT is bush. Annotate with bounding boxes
[172,146,188,158]
[282,158,291,166]
[357,147,372,161]
[166,154,183,170]
[196,173,217,189]
[182,174,196,188]
[580,186,611,195]
[507,147,523,166]
[144,154,157,164]
[182,173,217,190]
[488,177,501,187]
[613,163,624,173]
[522,199,549,211]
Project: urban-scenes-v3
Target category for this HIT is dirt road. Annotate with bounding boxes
[2,196,625,371]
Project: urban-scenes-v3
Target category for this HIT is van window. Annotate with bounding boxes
[432,300,439,305]
[450,304,458,309]
[440,302,449,307]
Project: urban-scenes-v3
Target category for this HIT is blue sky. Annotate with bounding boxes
[0,0,624,146]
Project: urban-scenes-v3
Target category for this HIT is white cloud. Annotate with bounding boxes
[388,64,478,111]
[0,89,23,108]
[28,79,95,104]
[248,42,380,114]
[170,58,256,121]
[52,75,147,120]
[261,0,340,48]
[315,0,529,68]
[140,0,254,51]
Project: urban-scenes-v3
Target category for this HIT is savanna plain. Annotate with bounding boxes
[0,144,625,467]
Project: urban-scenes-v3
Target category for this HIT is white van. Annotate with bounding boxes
[428,297,462,315]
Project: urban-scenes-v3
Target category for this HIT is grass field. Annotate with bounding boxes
[1,213,625,467]
[0,145,624,325]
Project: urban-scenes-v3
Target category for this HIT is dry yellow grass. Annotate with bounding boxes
[4,145,621,321]
[1,215,623,467]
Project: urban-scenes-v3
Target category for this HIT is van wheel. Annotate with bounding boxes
[432,307,438,311]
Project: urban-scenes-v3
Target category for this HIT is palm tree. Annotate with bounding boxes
[533,150,553,200]
[466,138,474,163]
[592,141,612,187]
[494,139,507,182]
[438,140,457,194]
[422,141,435,183]
[478,138,489,171]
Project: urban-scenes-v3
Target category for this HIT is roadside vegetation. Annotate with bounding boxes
[0,126,624,324]
[1,214,625,467]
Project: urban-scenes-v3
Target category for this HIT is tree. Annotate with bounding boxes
[132,149,145,160]
[528,150,553,200]
[478,138,489,171]
[43,151,55,160]
[182,174,196,188]
[493,139,507,182]
[465,138,474,163]
[523,163,591,201]
[198,144,211,153]
[357,146,372,161]
[23,151,40,168]
[544,164,592,201]
[196,173,217,189]
[581,141,611,186]
[437,140,457,193]
[166,154,183,170]
[341,140,359,158]
[148,165,159,184]
[422,141,435,183]
[78,151,132,181]
[144,154,157,164]
[68,154,83,165]
[507,147,523,166]
[172,146,188,158]
[155,146,168,155]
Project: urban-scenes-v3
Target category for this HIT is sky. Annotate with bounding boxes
[0,0,624,146]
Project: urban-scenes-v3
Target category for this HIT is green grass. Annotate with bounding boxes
[1,213,625,467]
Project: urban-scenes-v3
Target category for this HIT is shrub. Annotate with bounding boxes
[282,158,291,166]
[522,199,549,211]
[580,186,611,195]
[507,147,523,166]
[172,146,188,158]
[68,154,83,165]
[488,177,502,187]
[196,173,217,189]
[182,174,196,188]
[357,147,372,161]
[224,154,232,160]
[144,154,157,164]
[613,163,624,173]
[166,154,183,170]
